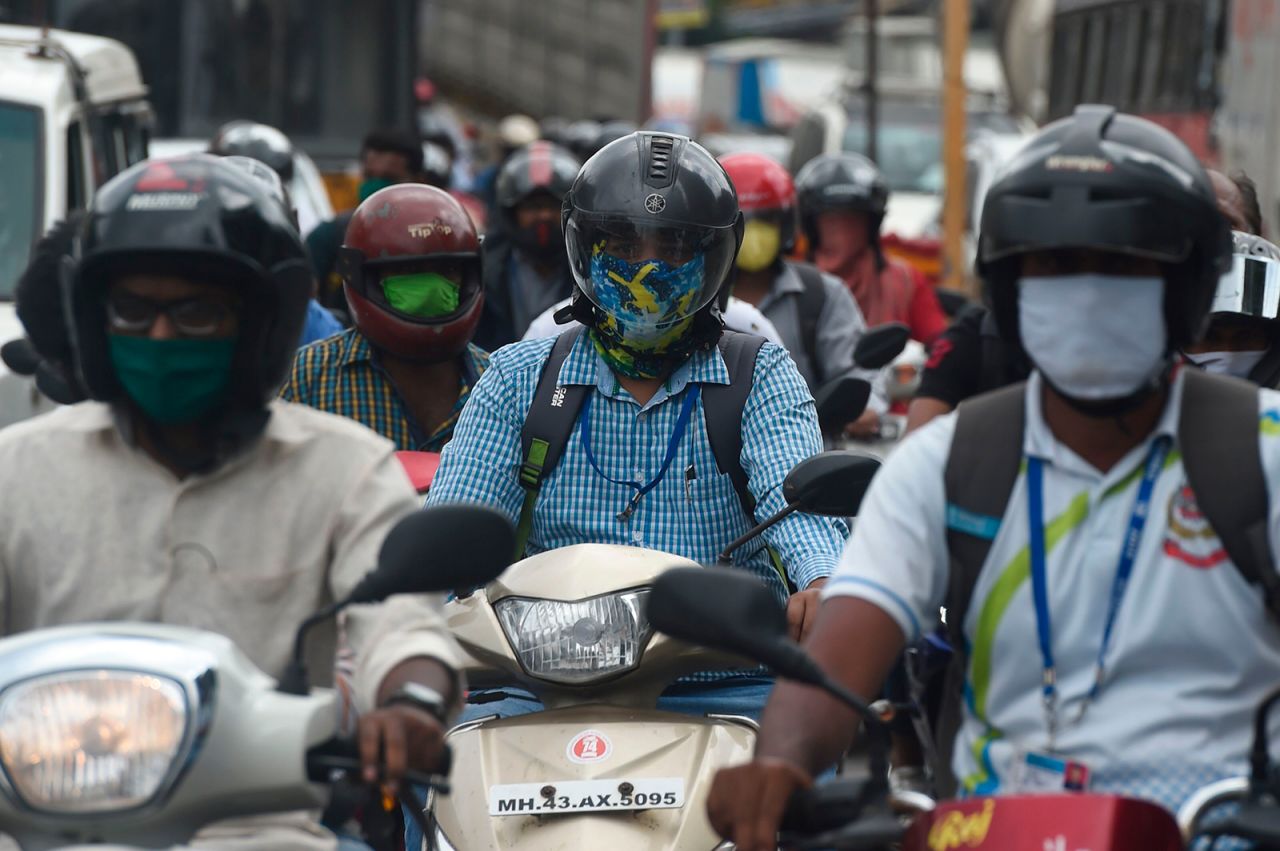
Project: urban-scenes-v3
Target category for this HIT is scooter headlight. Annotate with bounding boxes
[494,589,651,684]
[0,671,188,814]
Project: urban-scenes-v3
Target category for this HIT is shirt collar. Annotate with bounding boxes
[337,328,375,368]
[1024,366,1185,476]
[755,264,804,313]
[555,329,731,402]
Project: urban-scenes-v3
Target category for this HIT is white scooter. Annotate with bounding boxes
[0,505,512,850]
[425,451,882,850]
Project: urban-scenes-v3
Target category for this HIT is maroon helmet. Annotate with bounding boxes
[338,184,483,362]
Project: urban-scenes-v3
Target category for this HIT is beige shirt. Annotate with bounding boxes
[0,399,461,714]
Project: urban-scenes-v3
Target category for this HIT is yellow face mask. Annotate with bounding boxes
[736,219,782,273]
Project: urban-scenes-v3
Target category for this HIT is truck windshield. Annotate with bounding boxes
[0,102,41,300]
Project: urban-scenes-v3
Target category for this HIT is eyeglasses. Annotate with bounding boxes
[106,292,237,338]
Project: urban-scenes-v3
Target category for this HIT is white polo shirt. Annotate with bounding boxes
[827,369,1280,812]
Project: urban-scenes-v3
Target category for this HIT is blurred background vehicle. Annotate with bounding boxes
[0,23,150,427]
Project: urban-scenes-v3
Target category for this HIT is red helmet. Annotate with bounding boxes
[338,184,483,362]
[719,153,798,252]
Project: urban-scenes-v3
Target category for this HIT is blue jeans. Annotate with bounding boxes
[404,676,773,850]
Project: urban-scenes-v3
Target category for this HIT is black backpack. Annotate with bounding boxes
[932,368,1279,793]
[789,262,828,379]
[513,326,766,558]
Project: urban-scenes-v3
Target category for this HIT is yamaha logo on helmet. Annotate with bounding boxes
[644,194,666,214]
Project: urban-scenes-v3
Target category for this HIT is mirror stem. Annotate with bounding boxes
[717,503,800,565]
[278,600,347,695]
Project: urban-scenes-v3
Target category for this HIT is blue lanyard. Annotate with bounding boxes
[581,385,701,521]
[1025,435,1170,747]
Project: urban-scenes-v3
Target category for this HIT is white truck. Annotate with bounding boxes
[0,24,151,427]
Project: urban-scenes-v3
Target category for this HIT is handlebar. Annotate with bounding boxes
[779,810,906,850]
[305,738,454,794]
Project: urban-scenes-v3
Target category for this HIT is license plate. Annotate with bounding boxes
[488,777,685,817]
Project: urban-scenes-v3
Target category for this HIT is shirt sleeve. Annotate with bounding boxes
[822,414,955,641]
[915,306,986,408]
[740,343,849,589]
[330,449,464,712]
[906,269,950,347]
[424,352,527,523]
[815,275,889,413]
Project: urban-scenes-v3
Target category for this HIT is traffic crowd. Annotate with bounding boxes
[5,99,1280,849]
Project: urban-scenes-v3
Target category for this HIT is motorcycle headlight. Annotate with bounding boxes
[494,589,651,684]
[0,671,188,814]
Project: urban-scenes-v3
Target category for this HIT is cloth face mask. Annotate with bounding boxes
[1018,274,1167,400]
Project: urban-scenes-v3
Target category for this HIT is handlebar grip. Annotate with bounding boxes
[780,778,873,834]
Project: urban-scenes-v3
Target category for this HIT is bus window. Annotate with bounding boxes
[1080,13,1109,104]
[1137,2,1168,111]
[1105,8,1140,109]
[1049,14,1085,117]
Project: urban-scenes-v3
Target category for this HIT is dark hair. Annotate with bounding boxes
[1231,171,1265,236]
[361,128,425,175]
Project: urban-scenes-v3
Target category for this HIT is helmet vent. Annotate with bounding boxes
[648,136,676,183]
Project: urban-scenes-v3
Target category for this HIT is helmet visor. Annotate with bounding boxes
[1213,252,1280,321]
[565,216,737,344]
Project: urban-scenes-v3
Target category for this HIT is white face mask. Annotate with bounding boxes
[1184,349,1267,380]
[1018,274,1167,400]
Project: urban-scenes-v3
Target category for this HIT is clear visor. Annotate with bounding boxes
[1212,253,1280,320]
[565,216,738,331]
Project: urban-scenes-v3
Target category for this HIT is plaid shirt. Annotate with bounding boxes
[281,328,489,452]
[427,331,847,608]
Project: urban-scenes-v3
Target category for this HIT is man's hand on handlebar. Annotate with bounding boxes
[786,578,828,643]
[707,757,813,851]
[844,409,881,440]
[357,703,448,786]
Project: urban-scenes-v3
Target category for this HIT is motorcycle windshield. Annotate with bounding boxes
[0,101,41,301]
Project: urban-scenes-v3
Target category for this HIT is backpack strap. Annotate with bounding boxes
[1178,368,1280,617]
[515,327,590,559]
[702,330,767,522]
[935,381,1027,795]
[789,262,828,379]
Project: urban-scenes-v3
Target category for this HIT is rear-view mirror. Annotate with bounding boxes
[347,504,514,604]
[783,450,881,517]
[854,323,911,370]
[813,374,872,433]
[648,567,792,665]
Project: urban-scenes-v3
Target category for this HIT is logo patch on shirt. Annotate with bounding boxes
[1163,484,1228,569]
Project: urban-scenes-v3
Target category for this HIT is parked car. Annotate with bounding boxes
[0,23,151,427]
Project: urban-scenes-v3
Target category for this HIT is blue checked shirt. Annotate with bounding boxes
[428,331,848,610]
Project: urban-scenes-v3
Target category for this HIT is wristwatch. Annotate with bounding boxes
[383,682,452,724]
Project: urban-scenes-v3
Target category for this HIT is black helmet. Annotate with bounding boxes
[496,141,580,222]
[209,120,295,182]
[794,152,889,252]
[69,154,311,411]
[564,119,603,163]
[595,120,639,153]
[562,132,743,344]
[978,105,1233,349]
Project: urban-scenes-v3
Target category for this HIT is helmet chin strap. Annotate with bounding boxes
[1040,356,1175,420]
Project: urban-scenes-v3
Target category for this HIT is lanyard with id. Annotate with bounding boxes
[581,385,700,521]
[1025,434,1171,753]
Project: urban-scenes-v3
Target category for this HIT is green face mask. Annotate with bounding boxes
[358,177,396,203]
[382,273,460,318]
[108,335,238,425]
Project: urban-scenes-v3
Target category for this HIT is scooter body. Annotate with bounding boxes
[902,794,1183,851]
[433,544,759,850]
[0,623,337,850]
